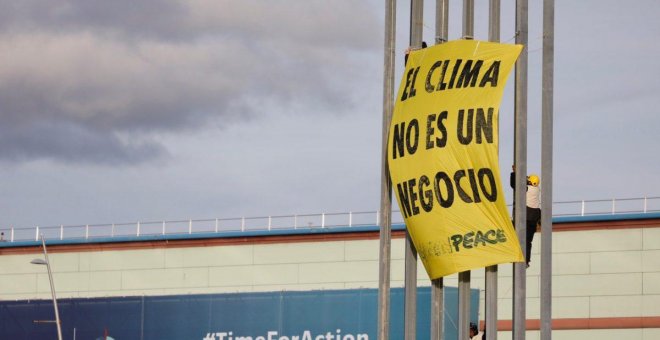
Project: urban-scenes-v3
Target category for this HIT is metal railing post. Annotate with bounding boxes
[35,226,39,241]
[137,222,141,237]
[321,213,325,228]
[612,198,616,214]
[215,218,219,233]
[85,225,89,239]
[111,224,115,237]
[60,225,64,240]
[241,217,245,232]
[581,200,585,216]
[644,197,648,213]
[10,227,14,242]
[349,212,353,227]
[294,215,298,229]
[188,219,192,234]
[162,221,166,235]
[268,216,272,231]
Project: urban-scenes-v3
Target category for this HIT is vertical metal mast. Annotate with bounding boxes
[540,0,555,338]
[457,2,475,340]
[458,270,472,340]
[430,1,449,335]
[489,0,500,43]
[377,0,397,338]
[404,1,423,339]
[435,0,449,45]
[462,0,474,39]
[485,1,501,339]
[430,278,445,340]
[513,0,529,339]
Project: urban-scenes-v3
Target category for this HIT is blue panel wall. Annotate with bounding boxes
[0,287,479,340]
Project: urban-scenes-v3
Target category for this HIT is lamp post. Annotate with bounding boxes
[31,235,63,340]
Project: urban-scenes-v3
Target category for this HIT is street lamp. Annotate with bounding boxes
[31,234,63,340]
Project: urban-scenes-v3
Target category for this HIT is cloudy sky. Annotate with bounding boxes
[1,0,659,231]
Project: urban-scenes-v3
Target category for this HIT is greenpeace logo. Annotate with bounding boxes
[417,228,508,260]
[203,330,368,340]
[450,228,507,252]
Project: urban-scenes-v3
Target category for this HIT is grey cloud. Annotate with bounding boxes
[0,1,382,165]
[1,0,381,48]
[0,122,167,164]
[1,0,195,41]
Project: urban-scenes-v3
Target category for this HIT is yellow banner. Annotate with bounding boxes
[388,40,524,279]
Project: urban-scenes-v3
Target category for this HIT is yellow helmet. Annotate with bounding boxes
[527,174,540,187]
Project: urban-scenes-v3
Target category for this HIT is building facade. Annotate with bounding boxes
[1,213,659,339]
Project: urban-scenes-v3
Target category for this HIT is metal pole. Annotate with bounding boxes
[486,2,501,339]
[489,0,501,42]
[377,0,397,337]
[463,0,475,39]
[140,295,145,340]
[458,271,471,340]
[458,2,475,339]
[40,235,63,340]
[513,0,529,339]
[411,0,424,45]
[485,266,498,339]
[431,2,448,339]
[431,277,444,339]
[404,231,418,340]
[540,0,554,338]
[404,1,423,338]
[435,0,449,45]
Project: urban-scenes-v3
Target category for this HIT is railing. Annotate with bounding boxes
[551,196,660,217]
[0,196,658,244]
